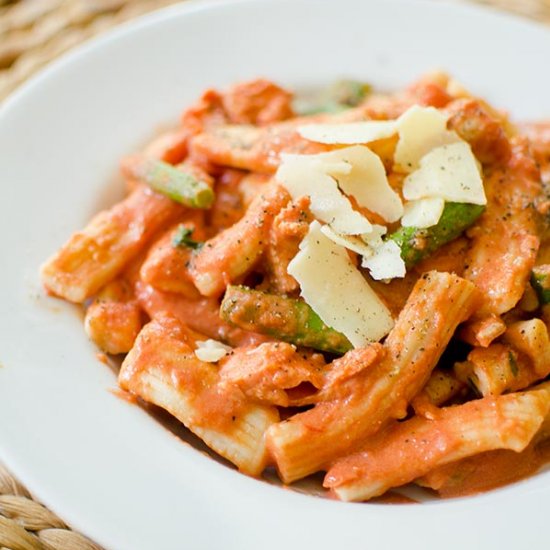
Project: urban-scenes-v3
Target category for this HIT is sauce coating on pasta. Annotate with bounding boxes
[41,74,550,502]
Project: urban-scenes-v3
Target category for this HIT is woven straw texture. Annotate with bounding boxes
[0,0,549,548]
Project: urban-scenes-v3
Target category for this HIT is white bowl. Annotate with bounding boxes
[1,1,549,548]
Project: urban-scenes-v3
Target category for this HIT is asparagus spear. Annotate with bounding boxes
[388,202,485,267]
[121,156,214,208]
[220,285,353,354]
[294,80,372,116]
[328,79,372,107]
[531,265,550,304]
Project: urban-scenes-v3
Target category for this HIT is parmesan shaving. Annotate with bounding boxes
[320,225,373,257]
[403,142,486,205]
[276,153,373,235]
[320,146,403,223]
[277,146,402,226]
[311,160,353,175]
[361,240,406,281]
[195,339,232,363]
[298,120,397,145]
[320,224,389,262]
[297,106,461,176]
[394,105,460,173]
[401,197,445,228]
[288,221,394,346]
[362,224,387,248]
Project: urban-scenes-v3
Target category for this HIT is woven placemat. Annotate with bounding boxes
[1,0,549,549]
[0,0,182,102]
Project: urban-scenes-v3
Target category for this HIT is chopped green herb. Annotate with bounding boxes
[172,225,203,250]
[508,351,519,377]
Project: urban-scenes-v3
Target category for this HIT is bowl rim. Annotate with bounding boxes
[1,0,549,548]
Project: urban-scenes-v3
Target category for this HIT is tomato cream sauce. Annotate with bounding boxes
[422,439,550,498]
[41,73,550,501]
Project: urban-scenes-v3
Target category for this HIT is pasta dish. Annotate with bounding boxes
[41,74,550,502]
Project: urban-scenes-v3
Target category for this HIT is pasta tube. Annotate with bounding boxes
[503,319,550,378]
[41,186,183,303]
[325,385,550,501]
[189,185,289,297]
[455,319,550,396]
[418,405,550,498]
[139,216,205,298]
[84,279,143,354]
[454,345,527,397]
[189,121,327,174]
[266,271,478,483]
[463,141,542,316]
[119,315,279,476]
[458,314,506,348]
[411,369,465,418]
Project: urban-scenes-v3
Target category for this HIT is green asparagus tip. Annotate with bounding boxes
[294,79,372,116]
[221,285,353,354]
[124,156,214,209]
[389,202,485,267]
[172,225,203,250]
[327,79,372,107]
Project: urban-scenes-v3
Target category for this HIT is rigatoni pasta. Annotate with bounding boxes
[41,74,550,502]
[119,315,278,476]
[325,384,550,501]
[266,271,478,483]
[41,185,185,302]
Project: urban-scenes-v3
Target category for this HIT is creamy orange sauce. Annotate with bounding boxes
[423,439,550,498]
[219,342,326,407]
[120,315,256,433]
[464,140,543,317]
[41,74,550,501]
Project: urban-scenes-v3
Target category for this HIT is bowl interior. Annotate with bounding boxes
[0,1,549,549]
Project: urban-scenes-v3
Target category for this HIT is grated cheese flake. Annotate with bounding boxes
[361,240,406,281]
[401,197,446,228]
[288,221,394,346]
[362,224,387,248]
[277,146,402,226]
[276,153,373,234]
[195,339,233,363]
[320,224,373,257]
[394,105,460,173]
[320,146,403,223]
[403,142,486,205]
[298,120,397,145]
